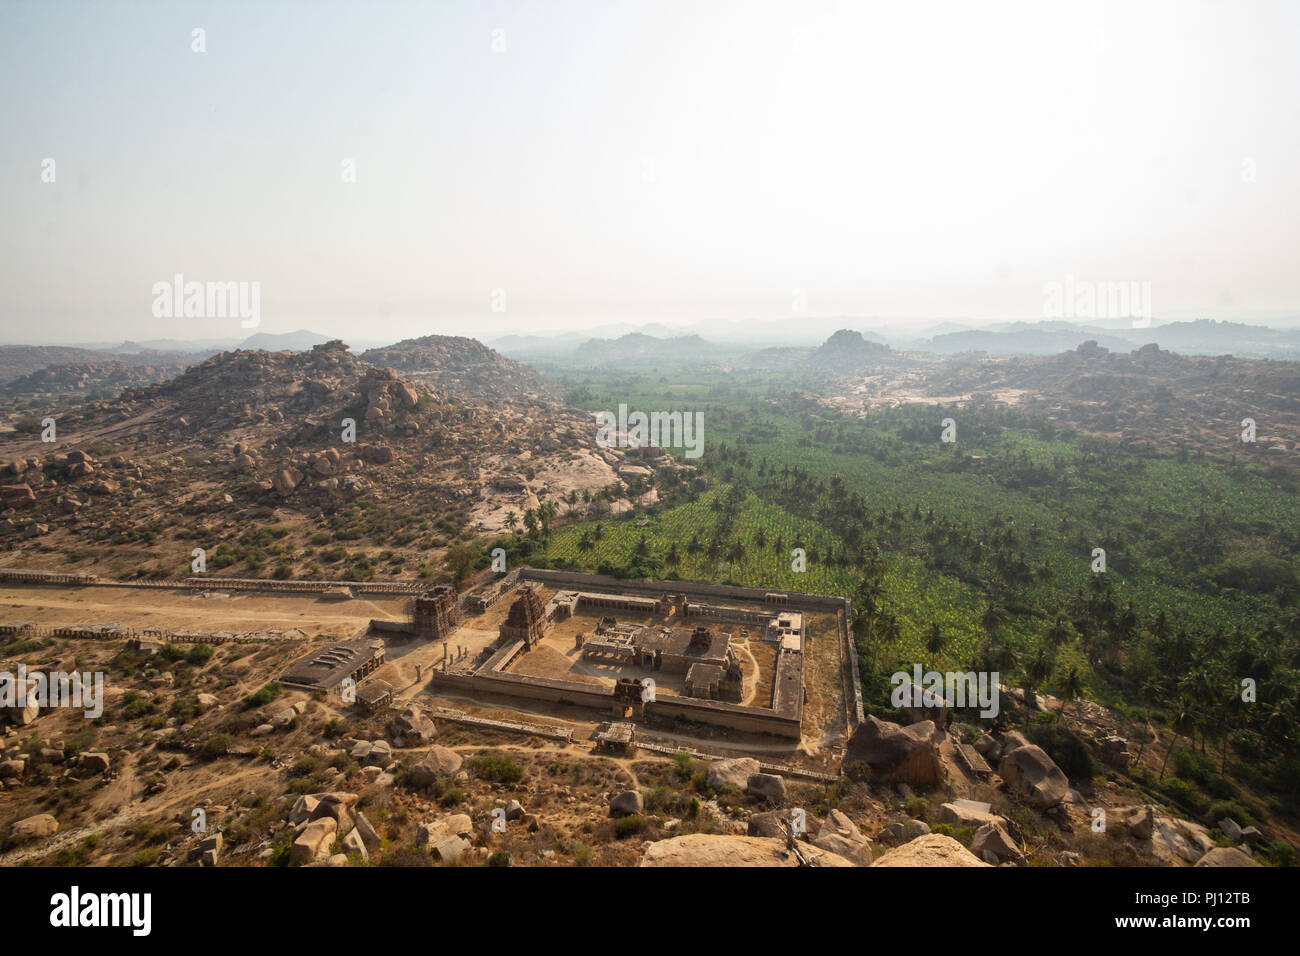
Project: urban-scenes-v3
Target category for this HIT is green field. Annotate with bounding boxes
[504,362,1300,814]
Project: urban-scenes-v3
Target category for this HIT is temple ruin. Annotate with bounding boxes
[413,584,462,641]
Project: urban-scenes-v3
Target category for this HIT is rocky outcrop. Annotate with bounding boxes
[360,335,556,403]
[811,810,872,866]
[843,716,943,787]
[11,813,59,841]
[389,705,436,745]
[1150,817,1216,865]
[272,468,303,496]
[939,800,1004,828]
[290,817,337,866]
[998,743,1069,808]
[971,822,1024,865]
[407,746,463,788]
[705,757,760,792]
[639,834,855,867]
[746,772,786,803]
[1195,847,1261,867]
[610,790,643,816]
[871,833,989,867]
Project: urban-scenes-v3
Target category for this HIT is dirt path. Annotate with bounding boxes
[0,760,276,866]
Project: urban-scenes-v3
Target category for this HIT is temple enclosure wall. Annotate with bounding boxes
[516,568,849,612]
[420,568,839,740]
[427,667,802,738]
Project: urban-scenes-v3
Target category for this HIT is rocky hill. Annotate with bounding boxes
[572,333,732,366]
[2,360,195,400]
[927,341,1300,461]
[0,340,615,580]
[360,335,556,402]
[807,329,907,374]
[0,345,200,385]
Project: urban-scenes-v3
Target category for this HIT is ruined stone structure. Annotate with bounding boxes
[356,679,394,712]
[464,569,521,613]
[612,678,646,719]
[423,567,849,741]
[414,585,461,641]
[280,639,386,694]
[499,585,549,648]
[593,721,637,755]
[684,655,744,702]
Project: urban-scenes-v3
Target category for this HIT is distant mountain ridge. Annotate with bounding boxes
[236,329,334,351]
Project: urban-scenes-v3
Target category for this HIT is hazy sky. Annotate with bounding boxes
[2,0,1299,344]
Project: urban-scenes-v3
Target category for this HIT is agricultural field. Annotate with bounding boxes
[528,361,1300,810]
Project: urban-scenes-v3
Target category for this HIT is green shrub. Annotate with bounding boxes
[671,751,694,780]
[614,815,647,838]
[905,795,931,821]
[185,643,215,666]
[200,734,231,759]
[1205,799,1256,828]
[467,751,524,785]
[242,681,282,709]
[1028,725,1098,781]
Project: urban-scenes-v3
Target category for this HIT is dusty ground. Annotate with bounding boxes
[467,449,618,535]
[0,585,409,638]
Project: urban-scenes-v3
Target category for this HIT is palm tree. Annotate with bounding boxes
[1159,695,1196,780]
[1060,666,1085,725]
[981,603,1010,637]
[1023,644,1053,730]
[504,511,519,535]
[925,623,946,660]
[1135,677,1161,764]
[1046,615,1072,649]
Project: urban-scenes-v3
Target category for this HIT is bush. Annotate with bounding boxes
[613,815,647,838]
[185,644,215,666]
[930,823,975,845]
[200,734,231,759]
[905,795,931,821]
[671,750,694,780]
[570,841,594,866]
[467,751,524,785]
[242,681,282,709]
[1205,799,1256,829]
[1172,749,1215,786]
[1160,777,1210,816]
[1028,725,1098,781]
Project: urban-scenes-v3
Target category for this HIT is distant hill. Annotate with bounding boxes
[236,329,334,352]
[573,333,732,365]
[807,329,901,373]
[923,320,1300,359]
[0,345,203,386]
[1111,319,1300,358]
[1,360,195,399]
[360,334,556,401]
[490,332,588,360]
[927,325,1138,356]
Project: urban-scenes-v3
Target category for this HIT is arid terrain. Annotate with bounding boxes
[0,332,1295,870]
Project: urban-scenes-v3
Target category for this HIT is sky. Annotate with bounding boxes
[2,0,1299,345]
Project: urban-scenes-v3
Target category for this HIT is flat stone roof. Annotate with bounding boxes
[280,638,383,690]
